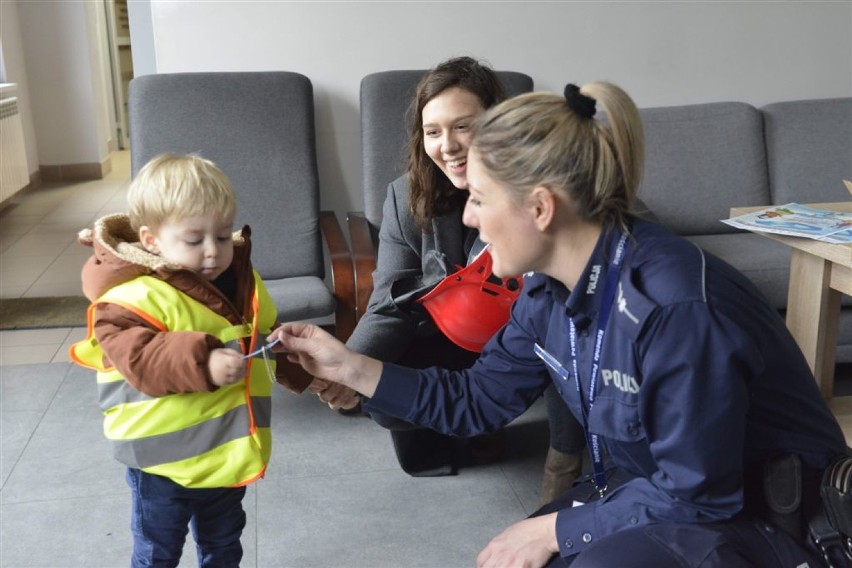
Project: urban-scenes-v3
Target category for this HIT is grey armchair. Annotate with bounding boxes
[350,69,534,319]
[128,72,356,387]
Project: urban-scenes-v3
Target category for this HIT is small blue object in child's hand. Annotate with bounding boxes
[241,337,281,360]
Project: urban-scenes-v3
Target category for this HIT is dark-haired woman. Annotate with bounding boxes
[327,56,586,486]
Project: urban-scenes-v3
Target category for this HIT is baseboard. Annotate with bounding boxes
[40,154,112,182]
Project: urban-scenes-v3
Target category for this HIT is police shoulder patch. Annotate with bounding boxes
[613,274,656,341]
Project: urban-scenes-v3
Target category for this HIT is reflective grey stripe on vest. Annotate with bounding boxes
[98,375,264,412]
[98,379,153,411]
[112,396,272,469]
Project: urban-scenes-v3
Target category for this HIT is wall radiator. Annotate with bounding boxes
[0,96,30,203]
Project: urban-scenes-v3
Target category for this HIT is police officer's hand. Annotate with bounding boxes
[309,378,361,410]
[269,322,382,398]
[476,513,559,568]
[208,348,247,386]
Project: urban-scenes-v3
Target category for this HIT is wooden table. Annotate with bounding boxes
[729,202,852,400]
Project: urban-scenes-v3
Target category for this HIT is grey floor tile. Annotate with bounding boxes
[256,390,549,568]
[0,489,244,567]
[267,387,401,478]
[0,214,43,234]
[0,362,66,411]
[496,403,550,514]
[0,492,133,567]
[255,467,526,568]
[0,233,80,259]
[0,329,74,348]
[0,345,63,366]
[0,255,55,294]
[0,410,42,488]
[1,465,258,568]
[268,386,549,485]
[0,364,67,487]
[0,364,122,504]
[0,331,73,366]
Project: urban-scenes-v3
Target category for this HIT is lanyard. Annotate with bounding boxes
[569,231,628,496]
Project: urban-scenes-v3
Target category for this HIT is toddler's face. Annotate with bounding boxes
[142,214,235,281]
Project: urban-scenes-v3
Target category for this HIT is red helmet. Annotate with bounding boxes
[416,247,523,353]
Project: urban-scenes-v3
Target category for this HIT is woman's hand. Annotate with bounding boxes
[269,322,383,398]
[476,513,559,568]
[309,378,361,410]
[208,348,247,386]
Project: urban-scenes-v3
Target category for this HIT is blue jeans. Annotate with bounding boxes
[125,468,246,568]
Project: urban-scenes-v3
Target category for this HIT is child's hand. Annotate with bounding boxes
[208,348,247,386]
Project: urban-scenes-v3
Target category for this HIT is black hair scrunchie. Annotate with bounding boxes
[564,84,596,119]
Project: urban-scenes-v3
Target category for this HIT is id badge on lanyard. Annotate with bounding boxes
[536,231,628,498]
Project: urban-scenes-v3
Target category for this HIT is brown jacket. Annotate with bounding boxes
[79,214,278,397]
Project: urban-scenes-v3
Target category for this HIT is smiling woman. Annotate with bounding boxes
[329,56,588,497]
[339,57,515,477]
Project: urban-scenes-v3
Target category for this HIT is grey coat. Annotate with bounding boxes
[346,176,477,361]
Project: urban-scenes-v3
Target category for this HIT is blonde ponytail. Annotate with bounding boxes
[470,81,644,233]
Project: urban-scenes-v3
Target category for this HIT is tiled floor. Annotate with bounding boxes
[0,151,131,367]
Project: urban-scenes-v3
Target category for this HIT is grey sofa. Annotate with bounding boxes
[636,97,852,369]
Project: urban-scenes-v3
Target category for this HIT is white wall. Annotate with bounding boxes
[88,0,117,156]
[15,0,110,168]
[83,2,118,161]
[126,0,156,78]
[138,1,852,219]
[0,0,39,176]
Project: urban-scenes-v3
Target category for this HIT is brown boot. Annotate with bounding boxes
[539,448,584,507]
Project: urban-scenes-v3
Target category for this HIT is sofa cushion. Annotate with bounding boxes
[637,102,771,236]
[762,97,852,205]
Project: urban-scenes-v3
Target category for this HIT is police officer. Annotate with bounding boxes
[272,82,849,567]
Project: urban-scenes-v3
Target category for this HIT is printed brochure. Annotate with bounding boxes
[723,203,852,244]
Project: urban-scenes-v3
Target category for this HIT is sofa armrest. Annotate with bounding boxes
[347,211,377,322]
[319,210,356,342]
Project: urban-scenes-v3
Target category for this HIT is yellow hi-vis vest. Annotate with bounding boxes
[70,272,277,489]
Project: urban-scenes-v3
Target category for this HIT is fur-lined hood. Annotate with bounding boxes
[79,213,250,301]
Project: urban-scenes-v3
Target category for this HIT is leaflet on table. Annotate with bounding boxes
[722,203,852,244]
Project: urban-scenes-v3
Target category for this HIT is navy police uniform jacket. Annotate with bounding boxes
[363,217,847,560]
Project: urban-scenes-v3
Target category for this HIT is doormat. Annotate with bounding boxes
[0,296,89,330]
